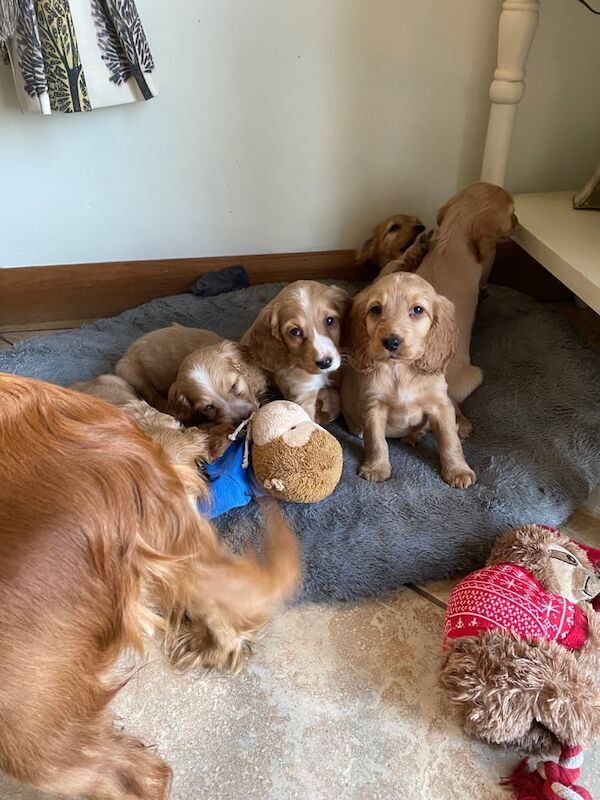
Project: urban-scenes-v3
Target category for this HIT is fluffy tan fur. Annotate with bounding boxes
[242,280,349,423]
[116,324,268,426]
[416,182,518,402]
[356,214,425,269]
[440,525,600,754]
[340,272,475,488]
[0,374,300,799]
[72,375,231,503]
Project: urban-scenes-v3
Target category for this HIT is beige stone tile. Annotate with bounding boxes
[2,329,72,344]
[1,590,598,800]
[562,509,600,548]
[582,486,600,520]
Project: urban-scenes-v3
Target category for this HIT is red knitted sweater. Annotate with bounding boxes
[444,563,588,650]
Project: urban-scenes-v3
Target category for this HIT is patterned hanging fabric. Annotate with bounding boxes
[3,0,157,113]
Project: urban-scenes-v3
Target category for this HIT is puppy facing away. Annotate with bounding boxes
[341,272,476,489]
[0,374,300,800]
[356,214,425,269]
[416,182,518,403]
[242,280,350,423]
[116,324,268,425]
[71,374,231,502]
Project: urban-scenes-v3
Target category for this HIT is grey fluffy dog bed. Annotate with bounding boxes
[1,271,599,602]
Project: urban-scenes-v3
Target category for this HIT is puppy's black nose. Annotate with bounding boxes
[413,224,425,234]
[316,357,333,370]
[383,335,402,352]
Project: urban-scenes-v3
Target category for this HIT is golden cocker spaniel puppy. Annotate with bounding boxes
[116,324,267,426]
[356,214,425,269]
[242,280,350,423]
[341,272,476,489]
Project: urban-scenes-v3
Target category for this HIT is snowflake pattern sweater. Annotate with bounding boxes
[444,563,588,650]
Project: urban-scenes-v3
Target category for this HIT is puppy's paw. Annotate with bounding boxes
[403,429,426,447]
[443,466,476,489]
[359,461,391,482]
[457,417,473,440]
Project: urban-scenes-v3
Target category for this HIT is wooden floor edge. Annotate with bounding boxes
[0,250,362,328]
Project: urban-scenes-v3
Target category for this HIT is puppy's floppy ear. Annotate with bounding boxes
[344,290,374,373]
[242,300,289,373]
[471,215,500,263]
[166,380,195,424]
[414,294,457,374]
[223,341,269,399]
[356,235,375,266]
[328,284,352,319]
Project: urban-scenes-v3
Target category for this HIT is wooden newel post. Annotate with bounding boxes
[481,0,541,187]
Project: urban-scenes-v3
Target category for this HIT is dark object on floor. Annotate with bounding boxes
[189,265,250,297]
[1,274,599,602]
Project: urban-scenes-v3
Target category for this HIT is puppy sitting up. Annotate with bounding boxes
[341,272,476,489]
[242,280,349,423]
[116,324,267,425]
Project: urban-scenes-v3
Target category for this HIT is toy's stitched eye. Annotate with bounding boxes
[388,223,400,233]
[369,304,382,316]
[204,404,215,412]
[289,327,302,337]
[325,316,336,327]
[410,305,424,317]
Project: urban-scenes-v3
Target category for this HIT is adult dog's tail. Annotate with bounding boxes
[167,498,302,670]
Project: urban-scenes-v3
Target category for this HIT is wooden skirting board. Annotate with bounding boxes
[0,250,362,329]
[0,242,567,330]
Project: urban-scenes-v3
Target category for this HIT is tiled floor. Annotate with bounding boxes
[0,302,599,799]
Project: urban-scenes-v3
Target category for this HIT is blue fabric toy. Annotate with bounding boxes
[197,436,266,519]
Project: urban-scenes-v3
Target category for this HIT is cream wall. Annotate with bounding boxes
[0,0,598,269]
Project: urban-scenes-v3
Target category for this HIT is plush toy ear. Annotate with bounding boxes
[356,235,375,266]
[166,380,195,424]
[243,302,289,373]
[414,294,457,374]
[486,525,565,594]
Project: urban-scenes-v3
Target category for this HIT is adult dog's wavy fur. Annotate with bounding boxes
[0,374,300,800]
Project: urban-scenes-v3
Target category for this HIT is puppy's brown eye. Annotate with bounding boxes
[388,223,400,233]
[410,305,424,317]
[369,304,383,316]
[325,317,336,328]
[289,327,302,337]
[230,383,240,396]
[204,404,215,412]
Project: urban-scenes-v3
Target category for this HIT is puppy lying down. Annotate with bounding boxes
[116,324,267,426]
[72,374,231,503]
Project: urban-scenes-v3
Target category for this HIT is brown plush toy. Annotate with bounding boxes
[250,400,343,503]
[440,524,600,799]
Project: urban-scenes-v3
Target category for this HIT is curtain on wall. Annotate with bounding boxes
[3,0,157,113]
